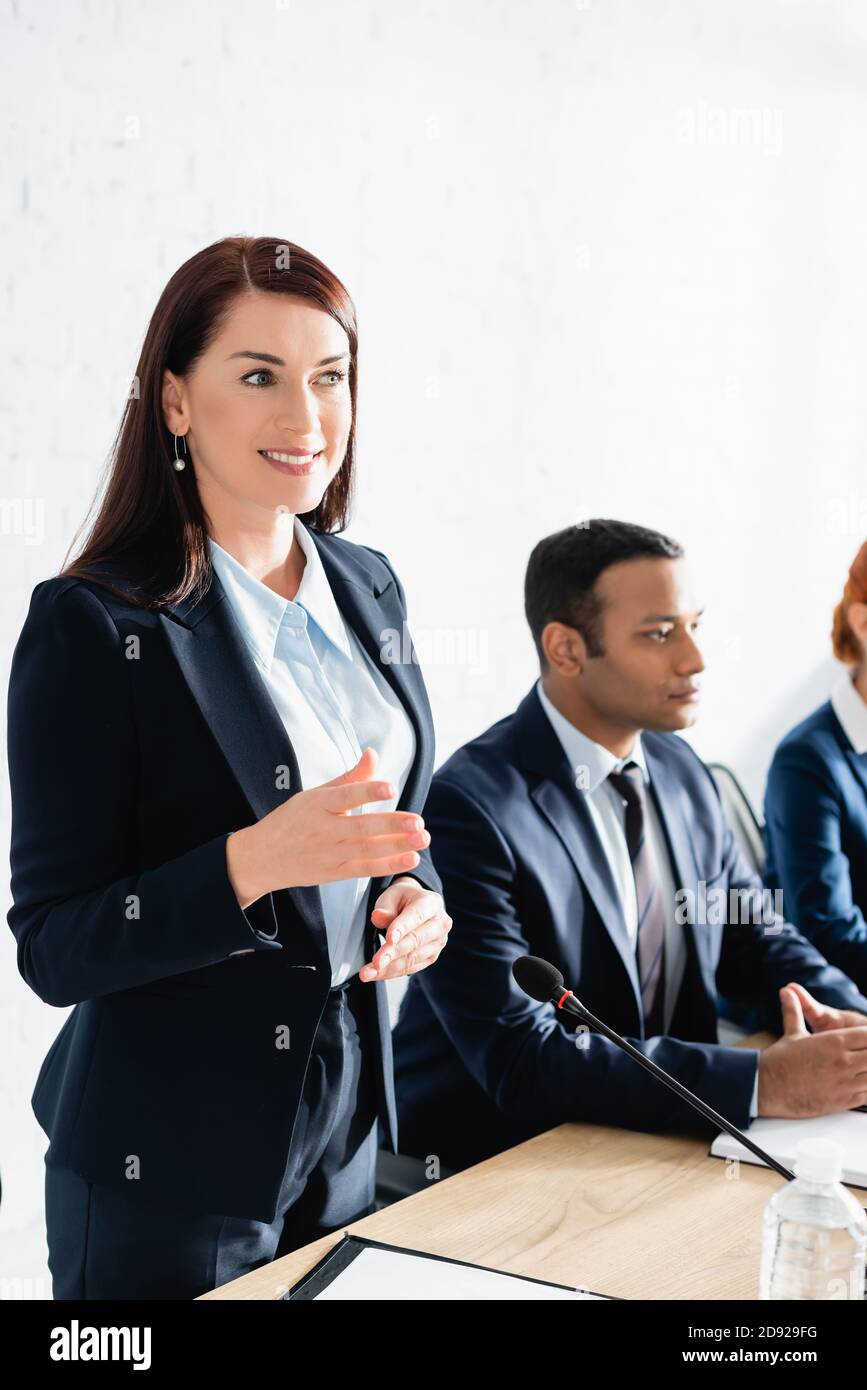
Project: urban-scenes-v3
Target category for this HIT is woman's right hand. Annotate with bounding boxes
[225,747,430,909]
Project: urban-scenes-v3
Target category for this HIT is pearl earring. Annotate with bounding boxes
[173,434,187,471]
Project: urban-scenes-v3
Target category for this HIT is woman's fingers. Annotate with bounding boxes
[338,829,429,861]
[265,766,431,890]
[377,894,441,942]
[371,913,448,969]
[320,779,396,813]
[336,811,425,839]
[333,849,422,880]
[371,941,446,980]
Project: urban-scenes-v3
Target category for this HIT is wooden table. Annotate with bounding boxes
[198,1032,866,1301]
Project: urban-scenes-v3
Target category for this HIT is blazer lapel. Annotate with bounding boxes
[303,525,433,819]
[641,738,714,984]
[828,703,867,805]
[846,749,867,803]
[303,526,435,919]
[159,574,329,947]
[515,687,642,1009]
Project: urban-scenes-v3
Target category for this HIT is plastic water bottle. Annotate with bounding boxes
[759,1137,867,1299]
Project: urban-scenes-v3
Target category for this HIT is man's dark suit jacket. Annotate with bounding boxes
[764,700,867,994]
[393,683,867,1173]
[7,522,441,1222]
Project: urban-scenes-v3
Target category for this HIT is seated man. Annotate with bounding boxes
[393,519,867,1173]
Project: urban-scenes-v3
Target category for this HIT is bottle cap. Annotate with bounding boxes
[793,1137,844,1183]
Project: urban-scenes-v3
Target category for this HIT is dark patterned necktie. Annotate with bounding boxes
[606,761,666,1036]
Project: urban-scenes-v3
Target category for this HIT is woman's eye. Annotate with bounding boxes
[647,629,670,642]
[241,368,347,388]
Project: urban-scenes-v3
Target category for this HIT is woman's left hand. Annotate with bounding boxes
[360,877,452,982]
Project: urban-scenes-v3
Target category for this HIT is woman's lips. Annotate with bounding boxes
[258,449,323,477]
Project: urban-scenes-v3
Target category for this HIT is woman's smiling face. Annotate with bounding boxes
[161,291,352,520]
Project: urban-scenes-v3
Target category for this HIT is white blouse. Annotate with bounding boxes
[208,518,417,984]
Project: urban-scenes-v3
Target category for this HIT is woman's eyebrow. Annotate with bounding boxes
[225,350,350,367]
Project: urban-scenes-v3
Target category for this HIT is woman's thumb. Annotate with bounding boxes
[780,984,807,1037]
[324,746,378,787]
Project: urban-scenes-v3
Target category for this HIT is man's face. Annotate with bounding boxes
[577,556,705,733]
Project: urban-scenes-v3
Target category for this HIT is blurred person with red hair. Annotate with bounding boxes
[764,541,867,993]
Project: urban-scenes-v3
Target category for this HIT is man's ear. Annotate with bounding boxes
[541,620,586,677]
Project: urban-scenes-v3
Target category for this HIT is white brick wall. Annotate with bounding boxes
[1,0,865,1295]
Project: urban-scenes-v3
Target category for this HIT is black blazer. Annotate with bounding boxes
[7,521,441,1222]
[764,700,867,991]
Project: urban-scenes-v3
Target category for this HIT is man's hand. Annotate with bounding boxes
[359,877,452,982]
[757,984,867,1117]
[783,981,867,1032]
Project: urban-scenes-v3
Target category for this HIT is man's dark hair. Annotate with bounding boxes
[524,518,684,671]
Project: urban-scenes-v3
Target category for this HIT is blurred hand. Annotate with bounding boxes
[783,981,867,1032]
[757,984,867,1117]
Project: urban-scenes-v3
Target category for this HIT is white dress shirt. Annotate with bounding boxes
[535,680,760,1116]
[209,518,416,985]
[831,671,867,755]
[535,680,687,1030]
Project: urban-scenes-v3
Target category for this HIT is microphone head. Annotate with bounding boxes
[512,955,564,1002]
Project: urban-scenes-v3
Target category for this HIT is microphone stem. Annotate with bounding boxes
[564,997,796,1182]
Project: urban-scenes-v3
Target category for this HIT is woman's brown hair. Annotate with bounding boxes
[832,539,867,665]
[59,236,358,610]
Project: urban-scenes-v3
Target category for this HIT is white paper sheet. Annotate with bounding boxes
[310,1246,609,1300]
[711,1110,867,1189]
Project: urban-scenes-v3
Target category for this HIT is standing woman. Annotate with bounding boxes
[7,236,451,1300]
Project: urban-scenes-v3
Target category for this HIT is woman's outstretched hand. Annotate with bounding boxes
[361,877,452,982]
[225,746,430,908]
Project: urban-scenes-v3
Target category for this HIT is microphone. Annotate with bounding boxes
[512,954,796,1182]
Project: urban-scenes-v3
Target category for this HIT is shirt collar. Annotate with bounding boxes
[207,517,353,672]
[831,671,867,756]
[535,678,649,792]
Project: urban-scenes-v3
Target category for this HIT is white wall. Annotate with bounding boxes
[1,0,864,1295]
